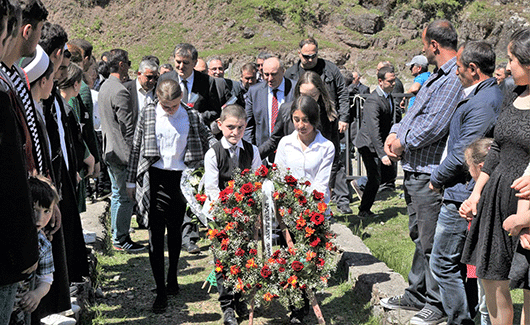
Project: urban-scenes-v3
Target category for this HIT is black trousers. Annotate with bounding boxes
[358,147,382,213]
[148,167,186,295]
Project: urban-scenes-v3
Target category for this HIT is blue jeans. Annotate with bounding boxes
[0,282,18,325]
[403,172,444,314]
[107,162,134,243]
[430,202,474,324]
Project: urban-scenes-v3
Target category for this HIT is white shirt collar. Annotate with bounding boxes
[180,71,195,87]
[221,136,244,150]
[156,102,186,118]
[269,77,285,94]
[463,82,479,97]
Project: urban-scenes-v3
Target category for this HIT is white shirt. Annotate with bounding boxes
[275,130,335,202]
[267,78,286,135]
[179,72,195,103]
[152,103,189,171]
[135,78,154,113]
[54,98,69,170]
[204,137,262,200]
[91,89,101,131]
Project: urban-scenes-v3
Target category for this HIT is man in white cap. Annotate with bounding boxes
[401,55,431,110]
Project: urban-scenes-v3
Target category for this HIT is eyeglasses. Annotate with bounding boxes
[144,74,158,81]
[301,53,317,60]
[127,60,132,66]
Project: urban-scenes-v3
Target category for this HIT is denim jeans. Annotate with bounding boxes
[403,172,444,314]
[107,162,134,243]
[0,282,18,325]
[430,202,474,324]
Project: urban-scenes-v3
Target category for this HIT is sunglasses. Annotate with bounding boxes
[302,53,317,60]
[145,74,158,81]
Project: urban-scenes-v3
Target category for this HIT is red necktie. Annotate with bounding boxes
[271,88,278,133]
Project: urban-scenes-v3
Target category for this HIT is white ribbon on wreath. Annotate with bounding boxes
[261,179,275,257]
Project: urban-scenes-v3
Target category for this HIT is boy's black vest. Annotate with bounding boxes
[213,140,254,190]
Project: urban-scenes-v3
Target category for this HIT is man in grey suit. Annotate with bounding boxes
[99,49,144,252]
[244,56,294,160]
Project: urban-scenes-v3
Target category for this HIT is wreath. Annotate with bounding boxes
[205,164,338,310]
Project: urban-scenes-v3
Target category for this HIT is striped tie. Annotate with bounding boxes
[270,88,278,133]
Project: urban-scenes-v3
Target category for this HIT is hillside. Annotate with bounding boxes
[43,0,530,83]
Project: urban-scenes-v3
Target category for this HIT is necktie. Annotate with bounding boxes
[182,79,188,104]
[229,145,238,167]
[271,88,278,133]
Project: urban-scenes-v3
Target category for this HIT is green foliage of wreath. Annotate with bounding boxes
[207,164,338,308]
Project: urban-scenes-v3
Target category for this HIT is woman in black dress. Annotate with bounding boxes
[460,28,530,324]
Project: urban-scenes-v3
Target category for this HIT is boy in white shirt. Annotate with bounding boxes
[203,104,261,325]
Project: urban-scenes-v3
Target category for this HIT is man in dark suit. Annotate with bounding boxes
[124,58,158,115]
[244,56,294,158]
[354,66,399,219]
[158,43,221,128]
[99,49,145,252]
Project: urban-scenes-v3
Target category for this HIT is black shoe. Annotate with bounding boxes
[223,308,238,325]
[182,242,200,254]
[380,294,422,311]
[410,307,447,325]
[290,309,305,324]
[152,294,167,314]
[113,237,145,252]
[166,283,180,296]
[235,301,249,319]
[337,204,353,215]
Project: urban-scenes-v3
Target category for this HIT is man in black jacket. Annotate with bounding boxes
[354,66,398,218]
[285,38,353,214]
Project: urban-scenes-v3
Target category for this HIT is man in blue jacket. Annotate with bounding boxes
[429,41,502,325]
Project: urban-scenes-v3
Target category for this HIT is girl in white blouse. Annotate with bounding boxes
[275,95,335,202]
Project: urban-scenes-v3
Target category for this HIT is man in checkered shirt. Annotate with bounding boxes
[380,20,464,325]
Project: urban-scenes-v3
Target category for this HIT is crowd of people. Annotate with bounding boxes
[1,0,530,324]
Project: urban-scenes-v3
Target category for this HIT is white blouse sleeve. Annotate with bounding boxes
[203,148,220,200]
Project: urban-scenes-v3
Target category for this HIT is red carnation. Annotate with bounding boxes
[310,212,325,226]
[304,181,311,186]
[312,189,324,201]
[249,249,258,255]
[271,163,278,170]
[310,237,321,247]
[317,258,325,267]
[218,187,233,203]
[241,169,250,176]
[260,265,272,278]
[235,248,245,256]
[279,267,285,272]
[272,250,281,258]
[231,207,243,216]
[230,265,240,275]
[298,195,307,205]
[240,182,255,195]
[291,261,304,272]
[195,193,207,204]
[285,175,298,187]
[247,198,255,207]
[255,165,269,177]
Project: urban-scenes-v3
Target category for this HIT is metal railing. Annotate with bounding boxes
[344,92,413,180]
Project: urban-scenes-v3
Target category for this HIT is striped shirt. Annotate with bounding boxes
[1,63,43,173]
[390,56,464,174]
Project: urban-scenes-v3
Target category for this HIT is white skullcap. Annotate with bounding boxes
[23,45,50,84]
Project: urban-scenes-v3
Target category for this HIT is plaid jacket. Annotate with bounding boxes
[127,100,217,225]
